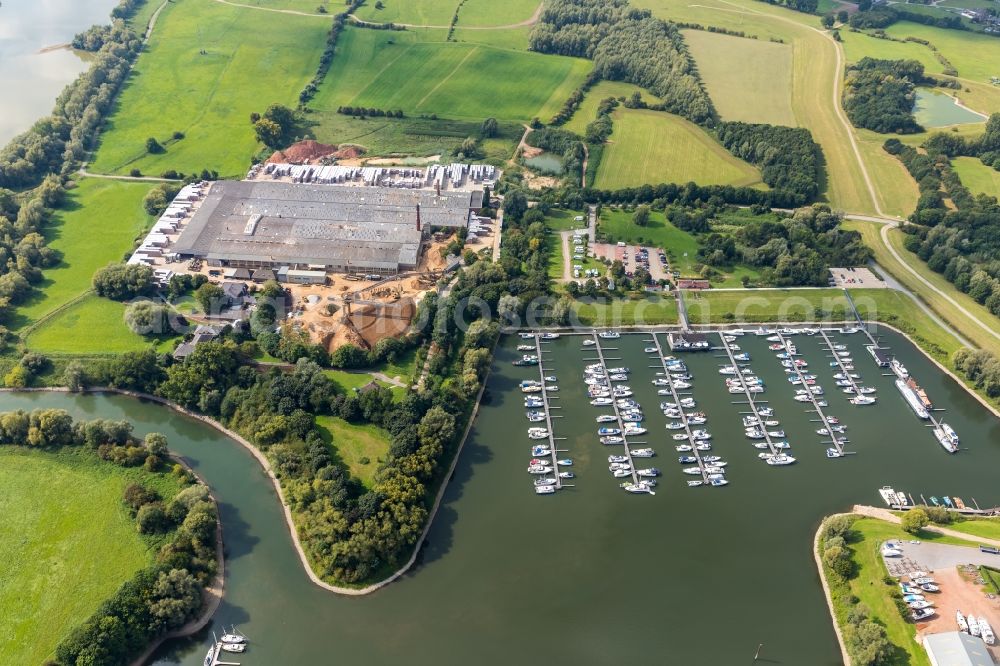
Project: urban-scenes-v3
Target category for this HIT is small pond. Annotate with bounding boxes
[524,152,564,175]
[914,88,986,128]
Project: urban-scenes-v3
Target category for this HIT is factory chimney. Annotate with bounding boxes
[416,203,421,232]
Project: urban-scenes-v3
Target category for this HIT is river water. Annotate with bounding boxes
[3,327,998,665]
[0,0,118,146]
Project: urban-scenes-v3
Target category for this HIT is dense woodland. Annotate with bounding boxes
[697,205,871,286]
[529,0,715,125]
[716,122,823,201]
[843,58,927,134]
[849,5,969,31]
[0,411,218,666]
[924,113,1000,171]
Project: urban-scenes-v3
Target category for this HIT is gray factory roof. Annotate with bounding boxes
[174,181,476,268]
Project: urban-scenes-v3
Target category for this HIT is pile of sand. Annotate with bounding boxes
[267,139,339,164]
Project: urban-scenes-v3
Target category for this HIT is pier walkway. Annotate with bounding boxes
[648,333,708,484]
[717,333,779,457]
[590,334,640,486]
[775,332,846,457]
[818,329,866,400]
[533,336,563,490]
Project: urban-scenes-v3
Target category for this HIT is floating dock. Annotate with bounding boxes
[775,331,846,457]
[533,335,564,490]
[717,333,781,458]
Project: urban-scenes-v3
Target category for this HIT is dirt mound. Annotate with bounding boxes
[332,145,364,160]
[267,139,339,164]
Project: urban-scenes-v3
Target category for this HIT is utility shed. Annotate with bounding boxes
[924,632,995,666]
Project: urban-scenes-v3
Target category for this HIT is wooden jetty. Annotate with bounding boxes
[533,335,564,490]
[717,333,780,458]
[591,333,641,487]
[776,332,847,457]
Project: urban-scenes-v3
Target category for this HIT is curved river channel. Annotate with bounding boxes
[5,327,999,664]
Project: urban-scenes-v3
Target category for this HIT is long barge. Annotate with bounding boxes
[895,378,930,419]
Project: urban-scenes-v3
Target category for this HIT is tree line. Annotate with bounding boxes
[529,0,716,125]
[0,410,218,666]
[849,5,970,32]
[298,0,366,107]
[753,0,819,15]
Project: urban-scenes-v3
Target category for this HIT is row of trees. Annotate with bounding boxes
[298,0,366,106]
[849,5,967,32]
[529,0,716,125]
[753,0,819,15]
[924,113,1000,171]
[0,410,218,666]
[843,58,929,134]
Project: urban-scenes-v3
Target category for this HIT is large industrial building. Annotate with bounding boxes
[171,180,484,276]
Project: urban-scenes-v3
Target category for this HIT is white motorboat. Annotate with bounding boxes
[758,407,774,417]
[969,615,982,637]
[541,332,560,340]
[535,485,556,495]
[534,477,557,487]
[557,459,573,466]
[709,478,729,487]
[598,330,621,339]
[596,414,617,423]
[672,433,691,441]
[519,332,535,339]
[695,443,712,451]
[765,454,796,466]
[881,543,903,557]
[675,444,693,452]
[516,344,534,351]
[911,608,935,621]
[918,582,939,592]
[582,339,596,346]
[591,398,613,406]
[666,422,685,430]
[600,436,624,445]
[682,467,703,475]
[598,427,621,436]
[528,429,549,440]
[621,481,655,494]
[623,425,647,435]
[933,423,959,453]
[957,611,969,633]
[559,471,574,479]
[608,454,629,463]
[204,645,217,666]
[850,395,876,405]
[979,617,995,645]
[528,465,554,474]
[630,448,655,457]
[637,467,661,477]
[909,600,934,610]
[826,448,843,458]
[687,479,704,487]
[612,468,632,478]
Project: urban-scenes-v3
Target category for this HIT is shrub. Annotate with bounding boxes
[136,502,171,533]
[901,508,928,534]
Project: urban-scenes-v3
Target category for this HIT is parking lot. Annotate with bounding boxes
[830,267,886,289]
[591,243,673,283]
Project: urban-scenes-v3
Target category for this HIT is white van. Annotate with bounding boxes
[617,241,626,247]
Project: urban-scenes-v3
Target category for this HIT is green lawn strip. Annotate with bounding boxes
[952,156,1000,198]
[683,288,852,324]
[594,108,764,190]
[940,517,1000,541]
[13,179,154,331]
[563,80,662,135]
[90,0,330,178]
[25,295,178,355]
[682,29,796,126]
[315,415,391,487]
[353,0,459,25]
[572,295,679,326]
[0,447,181,665]
[884,21,1000,83]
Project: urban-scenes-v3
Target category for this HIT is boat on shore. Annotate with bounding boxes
[958,611,969,633]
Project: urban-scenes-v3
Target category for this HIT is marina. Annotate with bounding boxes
[588,332,644,491]
[717,332,786,462]
[1,324,996,665]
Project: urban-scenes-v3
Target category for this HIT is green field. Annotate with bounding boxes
[885,21,1000,84]
[315,416,392,487]
[953,156,1000,198]
[944,517,1000,541]
[839,29,945,75]
[13,179,154,330]
[573,294,679,326]
[90,0,330,177]
[309,27,592,123]
[450,25,532,51]
[682,30,796,126]
[355,0,540,27]
[25,295,178,355]
[563,81,662,135]
[683,287,851,324]
[306,109,522,161]
[0,447,180,665]
[594,109,763,190]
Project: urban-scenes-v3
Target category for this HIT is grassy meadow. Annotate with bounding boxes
[13,179,154,331]
[90,0,330,178]
[593,109,763,190]
[953,156,1000,198]
[355,0,540,27]
[315,416,392,487]
[573,295,679,326]
[25,295,178,356]
[309,27,591,123]
[839,29,945,75]
[682,30,796,126]
[0,447,181,665]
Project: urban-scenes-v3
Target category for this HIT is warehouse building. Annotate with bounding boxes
[172,180,482,276]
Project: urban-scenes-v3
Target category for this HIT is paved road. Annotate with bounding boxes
[77,168,178,183]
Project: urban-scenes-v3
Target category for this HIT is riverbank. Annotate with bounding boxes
[1,366,496,597]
